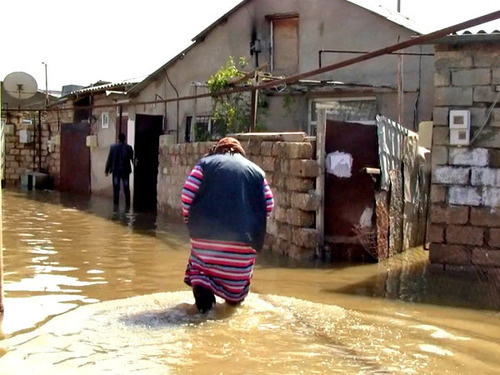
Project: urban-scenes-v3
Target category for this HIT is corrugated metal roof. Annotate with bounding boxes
[435,29,500,44]
[64,81,136,98]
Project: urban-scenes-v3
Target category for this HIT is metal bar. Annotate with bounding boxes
[5,11,500,113]
[319,49,434,68]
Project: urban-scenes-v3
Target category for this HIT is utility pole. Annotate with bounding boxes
[42,62,48,106]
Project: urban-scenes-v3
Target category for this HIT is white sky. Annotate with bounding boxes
[1,0,498,93]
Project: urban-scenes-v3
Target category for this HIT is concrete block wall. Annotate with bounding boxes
[157,136,320,259]
[2,112,39,185]
[41,105,73,188]
[430,42,500,271]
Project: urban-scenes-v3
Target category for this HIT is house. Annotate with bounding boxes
[39,81,139,202]
[127,0,434,142]
[429,31,500,272]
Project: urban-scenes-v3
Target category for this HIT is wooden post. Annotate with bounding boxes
[315,108,326,259]
[249,72,259,132]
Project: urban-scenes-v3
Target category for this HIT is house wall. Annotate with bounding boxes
[131,0,434,139]
[429,42,500,271]
[2,112,38,185]
[90,95,121,197]
[158,136,321,259]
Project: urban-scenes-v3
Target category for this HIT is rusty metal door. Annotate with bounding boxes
[60,122,90,194]
[134,114,162,211]
[324,120,378,242]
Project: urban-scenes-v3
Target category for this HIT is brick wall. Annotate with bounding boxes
[430,42,500,271]
[157,136,321,259]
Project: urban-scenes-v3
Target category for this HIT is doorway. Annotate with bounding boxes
[134,114,163,211]
[60,122,90,194]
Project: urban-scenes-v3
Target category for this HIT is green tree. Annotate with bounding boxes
[207,56,267,138]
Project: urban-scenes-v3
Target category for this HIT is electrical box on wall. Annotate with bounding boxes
[19,129,34,143]
[86,135,98,148]
[449,110,470,146]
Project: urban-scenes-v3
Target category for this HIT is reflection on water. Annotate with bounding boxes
[0,188,499,374]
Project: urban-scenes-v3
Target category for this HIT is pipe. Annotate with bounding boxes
[318,49,433,68]
[164,69,180,143]
[7,11,500,113]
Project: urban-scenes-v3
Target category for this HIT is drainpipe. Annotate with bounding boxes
[164,69,179,143]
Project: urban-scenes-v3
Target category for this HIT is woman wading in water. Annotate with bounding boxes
[181,137,274,313]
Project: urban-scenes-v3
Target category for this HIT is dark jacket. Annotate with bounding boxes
[105,142,134,175]
[188,153,268,251]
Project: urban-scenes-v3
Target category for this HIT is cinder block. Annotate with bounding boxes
[429,225,445,243]
[446,225,484,245]
[433,166,469,185]
[471,168,500,187]
[430,205,469,224]
[435,70,451,87]
[429,243,471,265]
[261,142,274,156]
[431,146,448,166]
[435,87,473,106]
[291,191,320,211]
[432,127,449,146]
[471,248,500,266]
[286,177,315,192]
[452,68,491,86]
[449,148,489,166]
[292,227,319,248]
[474,86,500,103]
[449,186,482,206]
[489,228,500,248]
[433,184,449,203]
[289,159,320,178]
[433,108,449,126]
[286,208,315,227]
[435,51,473,69]
[483,187,500,207]
[470,127,500,148]
[470,207,500,227]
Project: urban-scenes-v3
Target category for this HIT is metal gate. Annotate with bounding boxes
[60,122,90,194]
[324,120,379,247]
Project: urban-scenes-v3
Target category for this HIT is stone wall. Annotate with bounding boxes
[429,42,500,271]
[41,105,73,188]
[2,112,38,184]
[157,136,321,259]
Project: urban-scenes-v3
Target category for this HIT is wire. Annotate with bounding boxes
[470,90,500,145]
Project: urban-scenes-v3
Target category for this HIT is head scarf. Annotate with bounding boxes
[210,137,246,156]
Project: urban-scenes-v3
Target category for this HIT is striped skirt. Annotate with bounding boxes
[184,238,257,303]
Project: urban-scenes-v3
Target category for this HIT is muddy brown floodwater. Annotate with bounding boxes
[0,189,498,374]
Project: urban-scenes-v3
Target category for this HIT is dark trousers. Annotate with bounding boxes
[112,172,130,207]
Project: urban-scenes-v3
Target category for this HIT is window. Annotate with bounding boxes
[101,112,109,129]
[268,15,299,75]
[185,115,223,142]
[308,98,377,135]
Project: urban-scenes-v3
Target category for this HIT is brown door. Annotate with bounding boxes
[324,120,378,241]
[134,114,163,211]
[60,122,90,194]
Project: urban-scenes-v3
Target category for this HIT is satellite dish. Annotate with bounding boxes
[3,71,38,100]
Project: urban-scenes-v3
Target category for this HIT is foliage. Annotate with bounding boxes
[207,56,267,136]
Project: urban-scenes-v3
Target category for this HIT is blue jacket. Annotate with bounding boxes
[188,154,268,251]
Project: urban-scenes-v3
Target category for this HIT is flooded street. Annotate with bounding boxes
[0,189,499,374]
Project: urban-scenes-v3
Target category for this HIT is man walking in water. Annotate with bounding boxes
[105,133,134,209]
